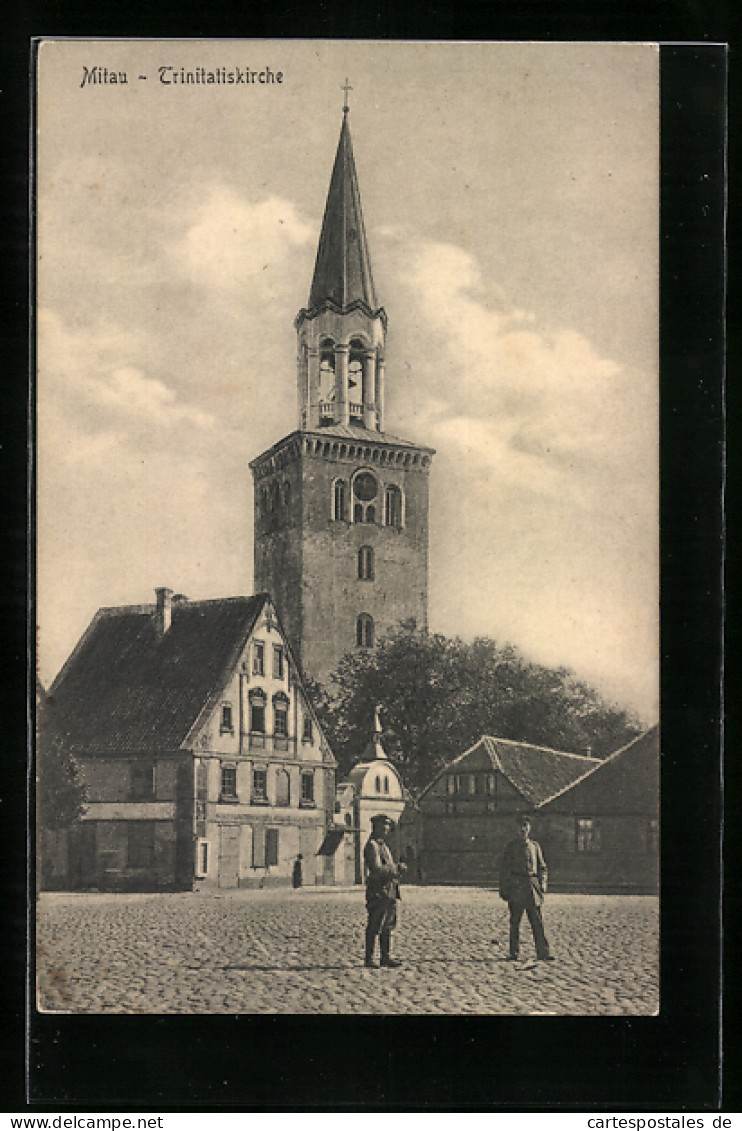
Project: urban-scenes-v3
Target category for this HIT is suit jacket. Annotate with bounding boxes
[364,836,401,902]
[499,836,548,907]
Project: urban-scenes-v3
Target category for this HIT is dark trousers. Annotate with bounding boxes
[509,901,550,958]
[365,898,397,959]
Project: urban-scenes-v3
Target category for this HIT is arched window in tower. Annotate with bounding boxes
[332,478,347,522]
[356,613,374,648]
[358,546,374,581]
[385,484,403,528]
[282,480,291,509]
[352,471,378,524]
[348,339,365,425]
[319,338,335,424]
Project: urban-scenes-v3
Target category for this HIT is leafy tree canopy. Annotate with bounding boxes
[309,623,644,794]
[36,683,87,831]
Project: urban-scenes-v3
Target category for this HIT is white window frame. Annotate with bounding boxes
[195,838,210,878]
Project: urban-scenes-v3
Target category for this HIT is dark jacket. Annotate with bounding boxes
[364,836,402,903]
[499,836,548,907]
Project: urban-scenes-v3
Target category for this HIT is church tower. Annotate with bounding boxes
[250,99,434,687]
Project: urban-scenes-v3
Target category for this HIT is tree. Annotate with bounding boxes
[311,623,644,794]
[36,682,87,831]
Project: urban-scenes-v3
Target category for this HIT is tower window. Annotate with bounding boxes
[332,479,347,522]
[282,480,291,508]
[353,471,378,523]
[385,485,403,528]
[356,614,374,648]
[358,546,374,581]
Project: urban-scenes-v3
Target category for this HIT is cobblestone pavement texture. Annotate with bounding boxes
[37,886,658,1015]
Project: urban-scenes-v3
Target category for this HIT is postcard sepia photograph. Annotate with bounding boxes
[36,39,661,1017]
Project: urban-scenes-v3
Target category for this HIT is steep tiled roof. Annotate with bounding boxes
[308,112,378,312]
[485,737,600,808]
[47,595,267,754]
[537,725,659,811]
[419,735,600,807]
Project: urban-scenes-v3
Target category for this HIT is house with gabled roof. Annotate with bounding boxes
[42,588,336,891]
[409,736,600,886]
[537,725,659,893]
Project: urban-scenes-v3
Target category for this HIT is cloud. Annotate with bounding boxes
[171,188,313,293]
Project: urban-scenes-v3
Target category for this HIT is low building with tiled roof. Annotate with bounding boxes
[537,725,659,893]
[402,728,658,893]
[42,589,337,891]
[410,736,599,886]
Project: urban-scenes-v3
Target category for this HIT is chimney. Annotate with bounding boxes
[155,587,173,636]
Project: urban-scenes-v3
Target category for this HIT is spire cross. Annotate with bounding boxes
[341,78,353,113]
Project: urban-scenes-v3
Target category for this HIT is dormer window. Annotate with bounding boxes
[273,692,289,739]
[220,703,234,734]
[249,689,266,735]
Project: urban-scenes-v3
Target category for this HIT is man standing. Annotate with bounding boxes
[499,814,554,962]
[364,814,406,968]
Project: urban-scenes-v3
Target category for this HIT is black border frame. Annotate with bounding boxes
[2,11,728,1113]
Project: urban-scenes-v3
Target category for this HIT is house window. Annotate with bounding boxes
[647,818,659,853]
[253,641,265,676]
[126,823,155,868]
[300,771,315,807]
[220,765,238,801]
[195,838,210,878]
[302,713,313,743]
[265,828,279,868]
[383,775,390,795]
[275,768,290,807]
[467,774,477,795]
[273,645,285,680]
[356,613,374,648]
[385,484,403,528]
[448,774,464,795]
[130,763,154,800]
[196,761,207,800]
[220,702,234,734]
[358,546,374,581]
[250,689,266,734]
[273,693,289,748]
[576,818,601,853]
[332,479,347,521]
[375,774,381,792]
[252,768,268,804]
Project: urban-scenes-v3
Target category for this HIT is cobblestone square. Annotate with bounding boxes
[37,886,658,1015]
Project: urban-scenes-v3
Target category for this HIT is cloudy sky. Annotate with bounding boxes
[37,40,659,721]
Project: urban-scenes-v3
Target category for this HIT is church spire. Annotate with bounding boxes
[295,98,387,433]
[307,107,378,313]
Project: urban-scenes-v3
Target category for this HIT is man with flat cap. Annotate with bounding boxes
[363,814,407,968]
[499,814,554,961]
